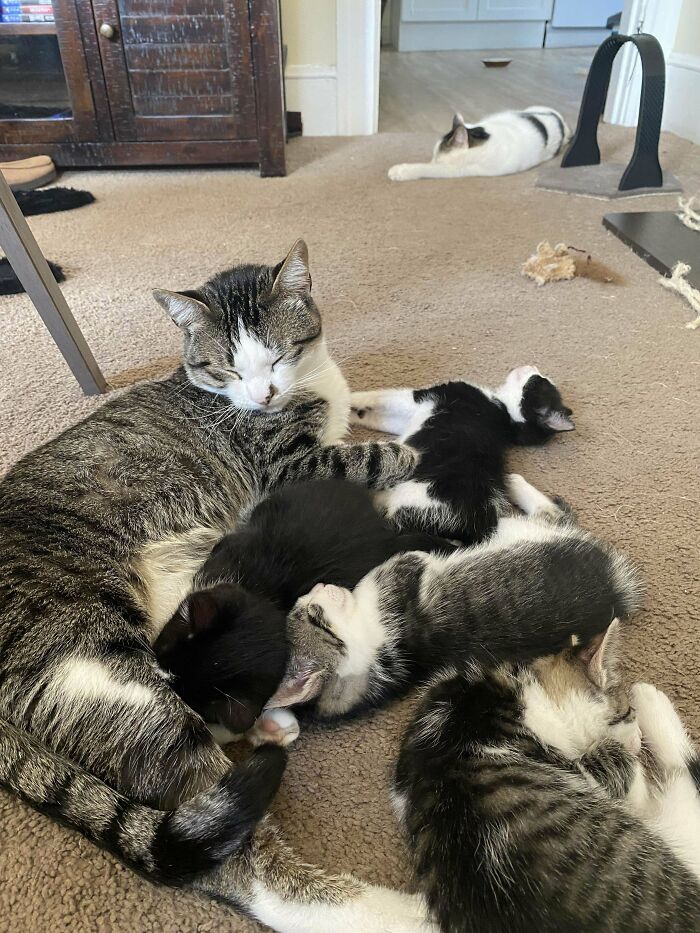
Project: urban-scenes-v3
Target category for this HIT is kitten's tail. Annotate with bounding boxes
[0,716,285,884]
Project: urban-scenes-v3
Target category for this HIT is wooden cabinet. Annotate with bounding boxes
[0,0,285,175]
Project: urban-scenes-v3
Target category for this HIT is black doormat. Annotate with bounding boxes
[0,257,65,295]
[14,187,96,217]
[603,211,700,289]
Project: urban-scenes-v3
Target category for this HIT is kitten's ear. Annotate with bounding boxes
[466,125,490,146]
[265,662,325,708]
[538,406,575,433]
[577,619,620,688]
[270,238,311,301]
[153,288,214,330]
[183,589,221,634]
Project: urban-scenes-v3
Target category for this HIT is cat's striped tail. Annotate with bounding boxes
[0,716,286,884]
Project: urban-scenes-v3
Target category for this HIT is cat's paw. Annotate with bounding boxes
[388,163,417,182]
[632,682,694,771]
[247,708,300,748]
[354,888,438,933]
[386,442,420,483]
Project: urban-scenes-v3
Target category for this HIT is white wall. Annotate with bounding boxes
[280,0,380,137]
[665,0,700,143]
[606,0,700,144]
[281,0,338,135]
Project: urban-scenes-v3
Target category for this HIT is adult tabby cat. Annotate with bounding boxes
[388,107,570,182]
[269,475,640,719]
[394,635,700,932]
[0,240,431,932]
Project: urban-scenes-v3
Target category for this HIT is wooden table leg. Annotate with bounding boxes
[0,172,108,396]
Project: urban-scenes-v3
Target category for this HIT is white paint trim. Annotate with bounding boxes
[336,0,381,135]
[284,64,338,136]
[605,0,684,127]
[664,52,700,144]
[667,51,700,74]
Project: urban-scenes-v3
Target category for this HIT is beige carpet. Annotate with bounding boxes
[1,129,699,931]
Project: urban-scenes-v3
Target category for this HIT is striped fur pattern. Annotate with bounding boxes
[394,650,700,932]
[0,243,431,932]
[274,476,641,720]
[388,106,571,181]
[350,365,574,543]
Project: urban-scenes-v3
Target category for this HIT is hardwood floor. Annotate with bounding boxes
[379,47,593,135]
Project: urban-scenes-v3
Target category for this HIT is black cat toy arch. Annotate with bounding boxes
[538,32,681,197]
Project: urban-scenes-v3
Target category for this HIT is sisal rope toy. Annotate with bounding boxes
[658,262,700,330]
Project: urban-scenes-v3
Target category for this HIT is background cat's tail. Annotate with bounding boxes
[0,716,286,884]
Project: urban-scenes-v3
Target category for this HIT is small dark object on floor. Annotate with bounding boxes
[0,257,65,296]
[14,188,96,217]
[603,211,700,290]
[482,58,512,67]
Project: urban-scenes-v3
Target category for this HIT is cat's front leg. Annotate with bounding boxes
[295,441,419,490]
[388,162,462,181]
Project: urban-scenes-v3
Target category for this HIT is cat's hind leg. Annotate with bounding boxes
[505,472,571,520]
[633,682,700,882]
[350,388,420,435]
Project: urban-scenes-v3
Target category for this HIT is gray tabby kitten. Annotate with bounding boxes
[0,240,431,933]
[268,475,641,721]
[394,635,700,932]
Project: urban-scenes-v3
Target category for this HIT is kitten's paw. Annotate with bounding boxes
[355,888,438,933]
[247,708,300,748]
[505,473,563,518]
[388,163,416,182]
[632,683,694,771]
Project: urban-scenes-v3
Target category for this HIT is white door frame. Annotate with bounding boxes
[605,0,684,126]
[336,0,382,135]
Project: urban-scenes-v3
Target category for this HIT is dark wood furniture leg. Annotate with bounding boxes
[252,0,286,177]
[0,172,108,396]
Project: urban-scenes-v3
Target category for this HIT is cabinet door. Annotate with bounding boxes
[0,0,98,145]
[91,0,257,142]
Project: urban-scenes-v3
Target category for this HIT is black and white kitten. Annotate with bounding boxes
[156,480,455,742]
[394,634,700,932]
[270,475,640,720]
[350,365,574,542]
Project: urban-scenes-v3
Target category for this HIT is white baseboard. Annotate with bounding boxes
[664,53,700,145]
[284,65,338,137]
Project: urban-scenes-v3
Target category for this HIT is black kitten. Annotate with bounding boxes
[154,584,289,735]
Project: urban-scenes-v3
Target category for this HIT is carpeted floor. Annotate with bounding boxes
[1,128,699,932]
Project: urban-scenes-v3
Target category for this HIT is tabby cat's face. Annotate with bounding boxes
[154,239,322,412]
[524,623,641,758]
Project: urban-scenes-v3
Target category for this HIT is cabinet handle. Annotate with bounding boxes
[99,22,115,39]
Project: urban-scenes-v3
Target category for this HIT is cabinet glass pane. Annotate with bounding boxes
[0,34,72,120]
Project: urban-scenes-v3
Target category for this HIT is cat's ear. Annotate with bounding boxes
[577,619,620,688]
[270,238,311,301]
[466,125,490,146]
[153,288,215,330]
[265,661,325,708]
[452,124,470,147]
